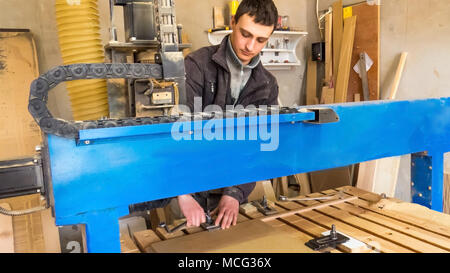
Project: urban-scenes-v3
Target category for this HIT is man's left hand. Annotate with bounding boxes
[212,195,239,229]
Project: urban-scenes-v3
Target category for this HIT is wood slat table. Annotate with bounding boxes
[126,186,450,253]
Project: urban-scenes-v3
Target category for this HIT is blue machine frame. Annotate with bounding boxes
[45,97,450,252]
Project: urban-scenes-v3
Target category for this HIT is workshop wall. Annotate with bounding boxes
[0,0,448,201]
[313,0,450,202]
[175,0,308,107]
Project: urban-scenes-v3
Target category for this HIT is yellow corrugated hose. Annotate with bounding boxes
[55,0,109,121]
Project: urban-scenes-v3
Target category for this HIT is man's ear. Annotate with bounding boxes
[230,16,236,28]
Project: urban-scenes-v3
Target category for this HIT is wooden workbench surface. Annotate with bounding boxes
[126,186,450,253]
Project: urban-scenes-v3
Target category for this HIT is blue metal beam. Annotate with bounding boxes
[46,97,450,252]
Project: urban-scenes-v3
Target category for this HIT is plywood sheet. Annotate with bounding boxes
[0,30,41,160]
[0,193,45,252]
[0,203,14,253]
[150,219,314,253]
[346,3,380,101]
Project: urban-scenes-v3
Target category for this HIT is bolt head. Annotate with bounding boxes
[84,140,90,145]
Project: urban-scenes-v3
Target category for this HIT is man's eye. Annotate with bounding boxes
[242,32,251,38]
[257,39,267,43]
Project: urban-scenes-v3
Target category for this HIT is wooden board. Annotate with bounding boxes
[346,3,380,102]
[445,172,450,215]
[0,203,14,253]
[133,229,162,253]
[0,194,45,252]
[309,166,351,192]
[120,234,140,253]
[356,53,407,196]
[140,187,450,253]
[332,0,343,85]
[324,13,333,84]
[306,56,318,105]
[320,87,335,104]
[150,219,314,253]
[335,16,357,103]
[0,30,42,161]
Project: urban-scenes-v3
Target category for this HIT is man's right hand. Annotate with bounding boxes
[177,194,206,227]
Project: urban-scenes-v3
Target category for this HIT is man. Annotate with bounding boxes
[177,0,279,230]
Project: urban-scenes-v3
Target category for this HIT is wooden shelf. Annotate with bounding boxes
[207,30,308,71]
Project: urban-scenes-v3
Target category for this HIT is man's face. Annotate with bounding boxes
[230,13,274,65]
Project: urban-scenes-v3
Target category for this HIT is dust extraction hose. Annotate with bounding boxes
[55,0,109,120]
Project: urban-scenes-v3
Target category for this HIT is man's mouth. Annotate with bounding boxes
[240,50,252,57]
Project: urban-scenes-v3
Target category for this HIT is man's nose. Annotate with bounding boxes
[246,39,256,52]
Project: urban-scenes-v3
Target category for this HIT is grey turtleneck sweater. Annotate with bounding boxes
[225,36,261,104]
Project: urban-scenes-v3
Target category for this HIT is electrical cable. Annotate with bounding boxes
[0,204,47,217]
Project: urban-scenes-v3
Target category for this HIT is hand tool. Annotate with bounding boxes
[159,220,187,234]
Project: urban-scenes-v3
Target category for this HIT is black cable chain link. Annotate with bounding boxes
[28,63,303,139]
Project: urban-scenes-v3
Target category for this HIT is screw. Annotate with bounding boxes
[418,193,423,197]
[411,182,415,186]
[429,166,432,170]
[84,140,90,145]
[428,186,432,191]
[330,224,337,240]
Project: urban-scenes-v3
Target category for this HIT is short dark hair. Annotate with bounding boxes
[234,0,278,31]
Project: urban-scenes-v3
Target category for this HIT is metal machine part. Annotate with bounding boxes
[159,221,187,234]
[38,95,450,252]
[305,225,349,251]
[27,63,338,139]
[133,78,177,117]
[252,196,278,216]
[114,0,158,42]
[200,211,221,231]
[59,224,87,253]
[0,156,45,199]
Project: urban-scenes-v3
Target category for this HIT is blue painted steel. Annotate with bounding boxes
[411,153,433,208]
[411,152,444,211]
[46,97,450,252]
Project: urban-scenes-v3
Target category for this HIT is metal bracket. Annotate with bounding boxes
[305,225,349,251]
[303,108,340,124]
[200,210,221,231]
[252,196,278,216]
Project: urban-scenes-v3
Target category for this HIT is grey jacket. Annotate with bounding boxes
[184,35,279,204]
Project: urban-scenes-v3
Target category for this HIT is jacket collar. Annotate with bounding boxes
[212,35,264,75]
[226,35,261,70]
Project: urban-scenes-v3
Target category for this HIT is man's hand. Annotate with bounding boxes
[177,194,206,227]
[212,195,239,229]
